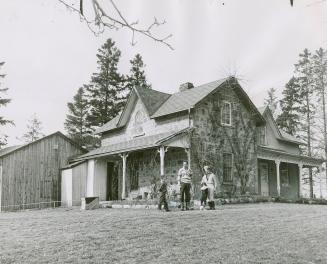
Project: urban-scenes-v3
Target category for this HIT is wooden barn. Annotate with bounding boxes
[0,132,86,211]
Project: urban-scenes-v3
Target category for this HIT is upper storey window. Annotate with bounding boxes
[257,126,267,145]
[221,101,232,126]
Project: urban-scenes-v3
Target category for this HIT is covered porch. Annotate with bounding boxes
[257,146,325,199]
[61,129,191,206]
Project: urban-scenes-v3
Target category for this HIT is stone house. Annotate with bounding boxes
[61,77,324,205]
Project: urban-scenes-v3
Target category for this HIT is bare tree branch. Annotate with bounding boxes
[58,0,173,50]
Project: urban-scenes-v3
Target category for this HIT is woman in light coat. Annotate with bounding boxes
[203,165,217,210]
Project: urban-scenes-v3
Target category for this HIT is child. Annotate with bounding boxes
[158,175,170,212]
[200,176,208,210]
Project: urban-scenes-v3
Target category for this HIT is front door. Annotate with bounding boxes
[107,162,118,200]
[259,162,269,196]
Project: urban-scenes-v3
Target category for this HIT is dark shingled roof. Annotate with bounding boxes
[95,114,122,134]
[74,128,189,161]
[135,86,171,116]
[151,79,227,118]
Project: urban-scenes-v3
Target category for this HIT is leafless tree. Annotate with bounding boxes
[58,0,173,50]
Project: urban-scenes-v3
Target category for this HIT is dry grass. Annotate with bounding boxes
[1,203,327,264]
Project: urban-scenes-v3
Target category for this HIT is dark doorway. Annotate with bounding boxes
[107,162,118,200]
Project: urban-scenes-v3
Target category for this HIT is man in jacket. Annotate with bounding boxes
[177,161,192,211]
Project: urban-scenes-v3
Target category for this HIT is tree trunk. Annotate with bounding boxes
[305,93,314,198]
[321,78,327,195]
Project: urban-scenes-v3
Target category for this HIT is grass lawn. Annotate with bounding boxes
[1,203,327,264]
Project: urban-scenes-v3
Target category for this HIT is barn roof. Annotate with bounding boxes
[0,131,86,159]
[0,145,22,158]
[73,128,190,161]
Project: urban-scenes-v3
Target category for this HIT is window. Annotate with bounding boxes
[257,126,267,145]
[134,110,146,125]
[221,101,232,126]
[223,153,233,182]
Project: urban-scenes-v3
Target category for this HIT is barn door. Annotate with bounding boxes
[107,162,118,201]
[259,162,269,196]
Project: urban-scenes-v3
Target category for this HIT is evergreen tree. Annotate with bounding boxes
[126,54,151,92]
[295,48,316,198]
[65,86,94,148]
[264,87,278,116]
[276,77,302,135]
[0,61,13,148]
[311,47,327,192]
[86,38,125,129]
[21,114,44,143]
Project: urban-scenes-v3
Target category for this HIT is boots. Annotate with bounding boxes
[209,201,215,210]
[185,202,190,211]
[181,202,185,211]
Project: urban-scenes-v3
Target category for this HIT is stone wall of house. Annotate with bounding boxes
[191,83,259,197]
[101,98,190,146]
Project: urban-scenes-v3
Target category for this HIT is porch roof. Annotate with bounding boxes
[258,146,326,167]
[73,128,190,161]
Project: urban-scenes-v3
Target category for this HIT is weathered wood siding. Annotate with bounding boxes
[0,133,84,211]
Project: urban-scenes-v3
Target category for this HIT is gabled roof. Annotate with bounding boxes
[259,105,305,145]
[134,86,171,116]
[0,145,22,158]
[95,87,171,135]
[95,77,265,134]
[74,128,190,161]
[0,131,86,158]
[151,79,227,118]
[95,114,122,134]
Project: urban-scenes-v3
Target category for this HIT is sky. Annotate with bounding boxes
[0,0,327,145]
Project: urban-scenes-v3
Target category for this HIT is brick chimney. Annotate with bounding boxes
[179,82,194,92]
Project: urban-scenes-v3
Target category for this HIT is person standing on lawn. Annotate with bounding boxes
[158,175,170,212]
[203,165,217,210]
[177,161,192,211]
[200,174,209,210]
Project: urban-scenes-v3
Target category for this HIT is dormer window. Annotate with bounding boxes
[221,101,232,126]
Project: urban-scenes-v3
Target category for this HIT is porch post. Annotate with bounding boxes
[87,159,95,197]
[120,153,129,200]
[158,146,168,176]
[275,160,281,196]
[184,148,191,167]
[298,163,303,198]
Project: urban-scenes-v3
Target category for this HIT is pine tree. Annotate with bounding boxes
[276,77,302,135]
[21,114,44,143]
[264,87,278,116]
[311,47,327,192]
[86,38,125,129]
[65,86,94,148]
[295,48,316,198]
[126,54,151,92]
[0,61,13,148]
